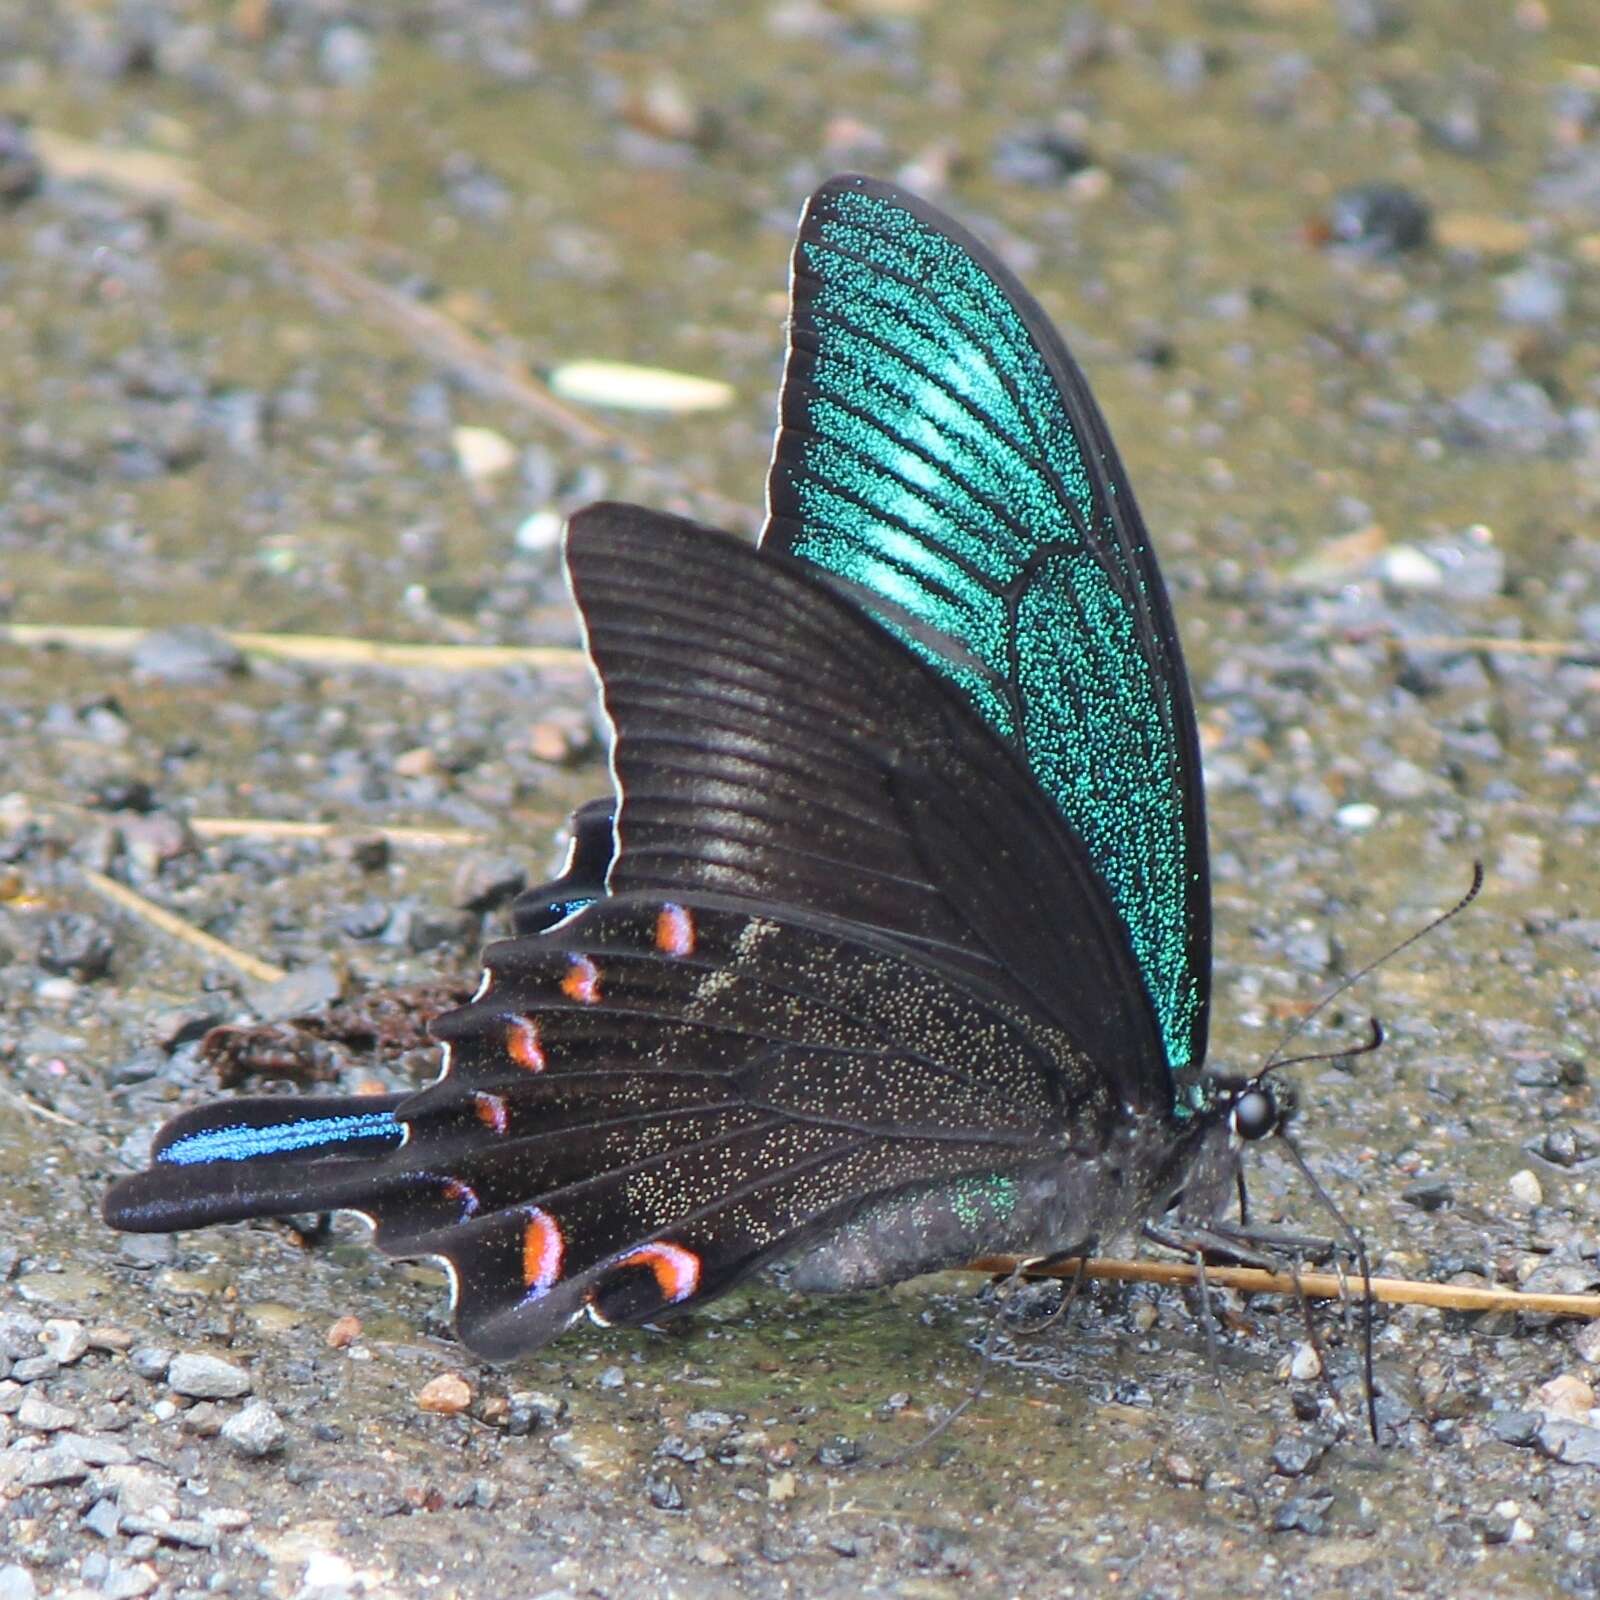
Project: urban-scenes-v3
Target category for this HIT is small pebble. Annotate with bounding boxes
[38,1319,89,1365]
[1323,183,1431,253]
[17,1393,80,1432]
[326,1315,362,1349]
[83,1497,123,1540]
[131,626,245,685]
[452,425,518,483]
[1270,1433,1327,1477]
[220,1400,287,1458]
[167,1352,252,1400]
[1334,802,1380,831]
[1572,1321,1600,1365]
[417,1373,473,1415]
[0,1566,37,1600]
[128,1347,172,1382]
[1536,1373,1595,1420]
[318,24,376,86]
[1289,1342,1323,1383]
[1508,1169,1544,1208]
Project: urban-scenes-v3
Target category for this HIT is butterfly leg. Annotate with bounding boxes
[1005,1251,1092,1340]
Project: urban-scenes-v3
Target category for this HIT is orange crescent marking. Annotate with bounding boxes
[505,1014,546,1071]
[561,955,602,1004]
[521,1209,564,1297]
[472,1092,510,1134]
[617,1241,702,1305]
[654,903,696,957]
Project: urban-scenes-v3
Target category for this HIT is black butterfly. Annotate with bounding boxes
[106,176,1291,1362]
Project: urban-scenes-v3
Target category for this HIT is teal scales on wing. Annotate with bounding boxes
[104,177,1268,1361]
[765,177,1210,1083]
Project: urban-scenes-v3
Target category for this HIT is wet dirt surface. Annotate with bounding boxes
[3,2,1600,1597]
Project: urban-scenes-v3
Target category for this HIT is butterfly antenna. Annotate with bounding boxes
[1273,1130,1379,1444]
[1260,861,1483,1073]
[1263,1017,1385,1080]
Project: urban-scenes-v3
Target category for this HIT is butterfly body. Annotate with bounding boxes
[106,176,1272,1361]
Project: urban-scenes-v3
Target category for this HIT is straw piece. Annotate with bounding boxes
[964,1254,1600,1318]
[80,867,287,986]
[1394,634,1596,661]
[0,622,587,675]
[189,817,484,848]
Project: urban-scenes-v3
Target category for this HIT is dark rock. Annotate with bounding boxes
[37,914,114,980]
[341,901,391,940]
[815,1435,863,1468]
[991,127,1093,187]
[1491,1414,1542,1452]
[1323,184,1431,254]
[0,116,42,207]
[1271,1434,1328,1477]
[148,1003,225,1051]
[1401,1177,1454,1211]
[88,777,155,814]
[1529,1126,1598,1169]
[1273,1490,1334,1534]
[645,1472,685,1511]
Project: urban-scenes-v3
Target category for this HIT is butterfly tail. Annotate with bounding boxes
[103,1093,409,1232]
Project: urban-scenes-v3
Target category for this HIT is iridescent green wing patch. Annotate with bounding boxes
[762,175,1210,1079]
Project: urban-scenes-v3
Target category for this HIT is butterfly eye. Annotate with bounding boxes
[1231,1087,1277,1142]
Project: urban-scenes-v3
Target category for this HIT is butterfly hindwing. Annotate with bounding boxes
[380,895,1105,1357]
[764,175,1210,1078]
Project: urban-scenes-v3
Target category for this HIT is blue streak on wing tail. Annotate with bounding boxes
[104,1092,408,1233]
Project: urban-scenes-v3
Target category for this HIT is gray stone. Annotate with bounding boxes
[38,1319,89,1365]
[220,1400,287,1458]
[128,1347,171,1382]
[56,1432,131,1467]
[119,1514,216,1549]
[83,1497,123,1539]
[16,1393,79,1432]
[0,1313,43,1361]
[18,1443,89,1486]
[102,1562,157,1600]
[1536,1418,1600,1467]
[103,1465,179,1517]
[0,1564,37,1600]
[167,1352,251,1399]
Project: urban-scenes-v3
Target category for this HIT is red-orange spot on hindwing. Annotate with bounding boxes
[441,1177,480,1218]
[521,1208,564,1298]
[561,954,602,1004]
[505,1013,546,1072]
[616,1241,702,1305]
[472,1092,510,1135]
[654,902,696,957]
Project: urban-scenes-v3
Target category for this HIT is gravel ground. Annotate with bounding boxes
[2,2,1600,1597]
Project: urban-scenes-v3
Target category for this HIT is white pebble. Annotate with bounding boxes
[1508,1169,1543,1208]
[1334,802,1380,832]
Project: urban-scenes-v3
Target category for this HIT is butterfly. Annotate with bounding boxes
[105,175,1289,1361]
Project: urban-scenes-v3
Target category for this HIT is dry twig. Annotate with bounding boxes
[965,1254,1600,1319]
[80,867,287,986]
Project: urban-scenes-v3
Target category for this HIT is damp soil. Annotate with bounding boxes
[3,3,1600,1597]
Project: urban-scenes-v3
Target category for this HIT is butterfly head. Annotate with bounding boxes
[1227,1079,1282,1143]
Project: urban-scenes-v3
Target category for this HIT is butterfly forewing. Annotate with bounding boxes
[568,501,1169,1109]
[764,175,1210,1078]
